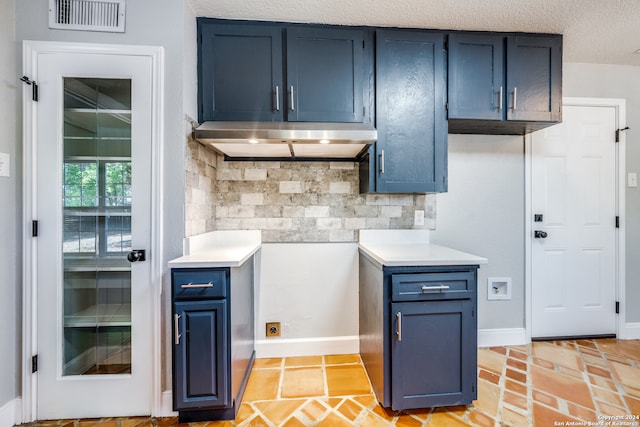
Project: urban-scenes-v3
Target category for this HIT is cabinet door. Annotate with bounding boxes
[286,27,365,122]
[173,300,229,410]
[198,21,283,122]
[506,35,562,122]
[448,34,504,120]
[375,30,447,193]
[391,299,476,410]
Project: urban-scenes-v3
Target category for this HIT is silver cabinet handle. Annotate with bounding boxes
[498,86,503,111]
[289,85,295,111]
[174,314,181,345]
[181,282,213,289]
[512,87,518,110]
[380,150,385,174]
[421,285,451,291]
[396,312,402,342]
[275,86,280,111]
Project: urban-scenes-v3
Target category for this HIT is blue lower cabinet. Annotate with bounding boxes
[171,265,255,422]
[391,299,476,409]
[173,300,229,410]
[359,259,478,410]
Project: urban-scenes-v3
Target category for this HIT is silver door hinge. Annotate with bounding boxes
[20,76,39,101]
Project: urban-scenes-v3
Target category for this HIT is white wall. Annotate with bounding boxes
[0,0,18,416]
[431,135,525,332]
[563,62,640,323]
[256,243,359,357]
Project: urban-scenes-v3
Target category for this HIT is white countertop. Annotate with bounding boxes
[358,229,487,267]
[168,230,261,268]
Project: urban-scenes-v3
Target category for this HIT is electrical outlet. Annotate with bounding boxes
[414,210,425,226]
[628,172,638,188]
[266,322,281,337]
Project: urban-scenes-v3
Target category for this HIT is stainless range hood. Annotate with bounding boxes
[193,121,377,160]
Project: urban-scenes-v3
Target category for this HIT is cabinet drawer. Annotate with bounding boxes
[172,269,228,300]
[391,271,475,301]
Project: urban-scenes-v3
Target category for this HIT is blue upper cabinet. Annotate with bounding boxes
[369,30,448,193]
[448,32,562,134]
[198,21,283,122]
[198,19,369,123]
[286,28,366,122]
[448,34,504,121]
[506,35,562,123]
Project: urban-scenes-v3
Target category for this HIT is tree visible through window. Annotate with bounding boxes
[63,160,131,255]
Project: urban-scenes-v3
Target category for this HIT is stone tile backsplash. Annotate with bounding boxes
[186,141,436,242]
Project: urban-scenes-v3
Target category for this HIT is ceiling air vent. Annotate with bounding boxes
[49,0,126,33]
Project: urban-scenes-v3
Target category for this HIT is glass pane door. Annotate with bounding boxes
[62,78,133,376]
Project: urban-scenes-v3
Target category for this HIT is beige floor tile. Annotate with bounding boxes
[474,379,500,417]
[532,341,583,371]
[477,348,506,375]
[533,402,581,426]
[316,412,355,427]
[284,355,323,367]
[531,365,594,409]
[243,368,281,401]
[252,357,282,369]
[610,361,640,388]
[425,411,471,427]
[359,412,392,427]
[253,399,305,425]
[336,398,365,422]
[281,366,325,398]
[500,407,529,427]
[326,364,371,396]
[324,354,361,364]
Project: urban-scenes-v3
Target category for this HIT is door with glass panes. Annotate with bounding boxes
[34,51,153,419]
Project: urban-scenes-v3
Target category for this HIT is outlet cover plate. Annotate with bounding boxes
[487,277,512,300]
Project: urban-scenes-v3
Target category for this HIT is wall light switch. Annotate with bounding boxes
[414,210,425,226]
[0,153,9,177]
[628,172,637,188]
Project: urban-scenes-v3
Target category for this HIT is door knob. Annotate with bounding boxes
[127,249,146,262]
[534,230,548,239]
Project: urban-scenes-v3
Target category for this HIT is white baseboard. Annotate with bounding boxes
[0,398,21,427]
[255,335,359,358]
[478,328,528,348]
[157,391,177,417]
[619,322,640,339]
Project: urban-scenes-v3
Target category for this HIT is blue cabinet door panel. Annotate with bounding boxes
[174,300,229,410]
[375,30,447,193]
[507,35,562,122]
[286,28,365,122]
[198,22,283,122]
[390,299,476,410]
[448,34,504,120]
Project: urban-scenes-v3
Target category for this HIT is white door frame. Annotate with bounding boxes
[22,41,164,422]
[525,97,627,342]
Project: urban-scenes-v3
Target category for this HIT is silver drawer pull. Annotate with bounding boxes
[181,282,214,289]
[421,285,450,291]
[396,312,402,342]
[174,314,181,345]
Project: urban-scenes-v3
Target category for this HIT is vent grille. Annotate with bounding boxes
[49,0,126,32]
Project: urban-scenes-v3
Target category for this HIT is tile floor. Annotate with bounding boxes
[21,339,640,427]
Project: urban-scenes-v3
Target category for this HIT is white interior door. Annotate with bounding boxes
[531,104,617,338]
[34,51,153,419]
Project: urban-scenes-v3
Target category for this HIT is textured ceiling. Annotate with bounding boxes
[188,0,640,66]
